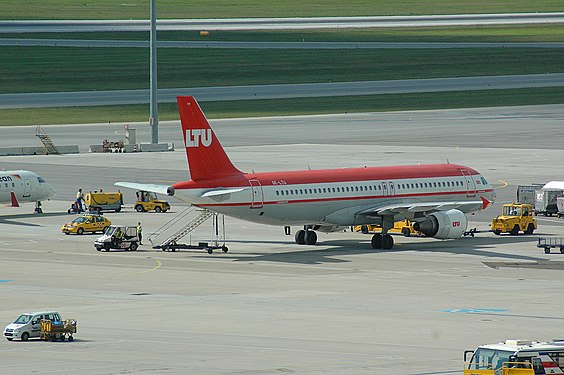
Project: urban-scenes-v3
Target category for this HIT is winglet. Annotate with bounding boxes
[177,96,242,180]
[10,192,19,207]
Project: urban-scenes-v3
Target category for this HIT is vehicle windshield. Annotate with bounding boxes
[73,217,87,224]
[467,348,514,370]
[105,226,117,235]
[503,206,522,216]
[14,314,32,324]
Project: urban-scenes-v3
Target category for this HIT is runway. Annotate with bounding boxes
[1,104,564,374]
[2,73,564,108]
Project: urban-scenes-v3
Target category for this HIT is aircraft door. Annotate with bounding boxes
[382,182,395,197]
[461,170,476,197]
[23,179,32,197]
[249,179,264,209]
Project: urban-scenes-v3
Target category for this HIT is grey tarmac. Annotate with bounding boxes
[1,104,564,374]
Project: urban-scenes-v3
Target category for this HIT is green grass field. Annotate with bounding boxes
[1,87,563,126]
[1,47,562,94]
[3,0,563,19]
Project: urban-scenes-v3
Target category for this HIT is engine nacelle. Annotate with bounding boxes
[312,225,347,233]
[412,209,467,239]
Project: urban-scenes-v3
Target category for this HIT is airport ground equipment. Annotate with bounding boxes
[134,190,170,213]
[491,203,536,235]
[516,184,543,206]
[61,214,111,235]
[40,318,76,341]
[4,311,62,341]
[36,126,59,155]
[535,182,564,216]
[85,191,123,213]
[148,206,228,254]
[537,237,564,254]
[464,339,564,375]
[94,225,139,251]
[354,219,422,237]
[556,197,564,218]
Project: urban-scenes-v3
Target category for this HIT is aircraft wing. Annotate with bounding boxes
[358,199,487,219]
[114,182,175,196]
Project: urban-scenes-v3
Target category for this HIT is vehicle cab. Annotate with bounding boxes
[61,214,111,235]
[4,311,61,341]
[134,190,170,213]
[95,225,139,251]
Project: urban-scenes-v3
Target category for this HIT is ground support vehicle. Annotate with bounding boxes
[95,225,139,251]
[535,187,563,216]
[464,339,564,375]
[354,219,422,237]
[4,311,62,341]
[537,237,564,254]
[516,184,543,206]
[491,203,536,235]
[134,191,170,213]
[557,197,564,218]
[40,319,76,341]
[61,214,111,235]
[85,191,123,213]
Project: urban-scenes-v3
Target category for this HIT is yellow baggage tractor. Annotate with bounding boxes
[40,318,77,341]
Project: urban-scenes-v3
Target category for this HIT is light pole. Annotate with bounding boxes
[149,0,158,144]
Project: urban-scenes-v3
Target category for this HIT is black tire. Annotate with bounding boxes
[207,248,213,254]
[493,230,501,236]
[524,224,535,235]
[295,230,306,245]
[135,205,144,212]
[7,338,13,341]
[560,247,564,254]
[104,243,111,252]
[510,225,520,235]
[361,225,369,234]
[545,247,551,254]
[304,231,317,245]
[68,336,73,342]
[129,242,138,251]
[115,207,121,213]
[60,334,65,341]
[155,206,162,213]
[371,233,382,249]
[21,332,29,341]
[382,234,394,250]
[77,227,84,235]
[222,246,228,253]
[401,228,411,237]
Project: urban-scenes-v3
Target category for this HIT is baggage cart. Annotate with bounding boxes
[537,237,564,254]
[40,319,77,341]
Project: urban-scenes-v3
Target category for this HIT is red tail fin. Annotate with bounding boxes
[177,96,242,180]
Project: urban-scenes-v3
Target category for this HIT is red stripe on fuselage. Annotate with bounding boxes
[173,163,478,190]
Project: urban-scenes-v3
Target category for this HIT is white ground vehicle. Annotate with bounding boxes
[3,311,61,341]
[94,225,139,251]
[464,339,564,375]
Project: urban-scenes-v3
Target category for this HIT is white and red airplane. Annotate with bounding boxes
[0,170,56,213]
[117,96,495,249]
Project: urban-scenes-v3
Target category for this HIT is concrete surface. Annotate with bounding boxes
[1,104,564,374]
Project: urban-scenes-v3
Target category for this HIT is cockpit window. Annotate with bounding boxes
[37,177,46,183]
[481,177,488,185]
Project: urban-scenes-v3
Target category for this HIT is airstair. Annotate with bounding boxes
[148,206,228,253]
[36,126,60,155]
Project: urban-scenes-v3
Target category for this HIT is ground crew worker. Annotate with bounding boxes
[137,222,143,245]
[76,188,84,212]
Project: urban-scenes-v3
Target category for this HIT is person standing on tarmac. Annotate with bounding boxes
[76,188,84,212]
[137,222,143,245]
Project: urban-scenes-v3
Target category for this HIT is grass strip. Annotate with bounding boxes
[1,87,562,126]
[1,47,563,94]
[3,0,563,20]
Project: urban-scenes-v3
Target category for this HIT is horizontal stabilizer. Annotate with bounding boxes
[114,182,175,196]
[10,192,19,207]
[201,188,247,198]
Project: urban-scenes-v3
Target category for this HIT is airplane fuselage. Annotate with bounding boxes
[172,163,495,226]
[0,170,56,205]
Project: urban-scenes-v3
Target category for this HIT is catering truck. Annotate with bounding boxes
[464,339,564,375]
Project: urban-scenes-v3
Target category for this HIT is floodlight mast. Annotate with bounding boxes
[149,0,158,144]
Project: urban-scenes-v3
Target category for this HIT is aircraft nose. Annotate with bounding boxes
[46,183,56,199]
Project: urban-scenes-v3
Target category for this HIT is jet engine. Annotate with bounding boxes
[412,209,467,239]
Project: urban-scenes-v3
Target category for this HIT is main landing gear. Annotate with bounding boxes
[370,233,394,250]
[295,227,317,245]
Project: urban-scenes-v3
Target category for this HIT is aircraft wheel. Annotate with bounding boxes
[295,230,306,245]
[382,234,394,250]
[304,231,317,245]
[371,233,382,249]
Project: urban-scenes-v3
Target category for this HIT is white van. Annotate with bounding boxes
[3,311,61,341]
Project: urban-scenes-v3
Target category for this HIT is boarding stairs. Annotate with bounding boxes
[148,206,220,251]
[36,126,60,155]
